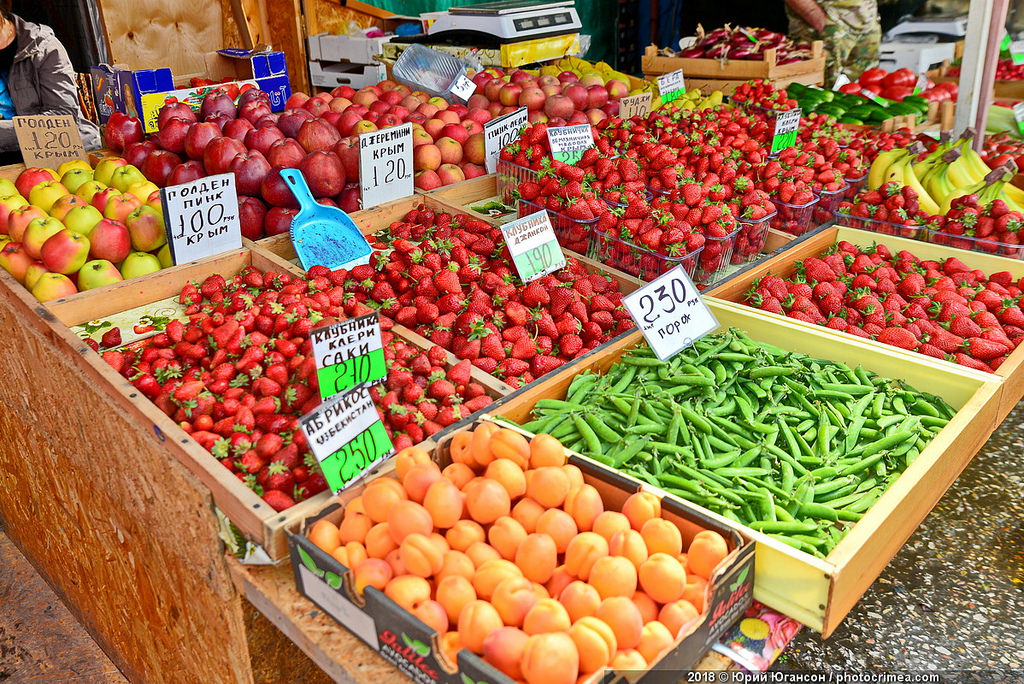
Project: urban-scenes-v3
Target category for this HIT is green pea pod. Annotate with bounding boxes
[749,520,819,534]
[798,501,839,521]
[679,404,712,435]
[573,414,602,456]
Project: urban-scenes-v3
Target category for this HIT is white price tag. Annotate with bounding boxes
[299,384,394,493]
[359,122,414,210]
[161,173,241,265]
[484,106,529,174]
[623,266,719,361]
[546,124,595,165]
[500,211,566,282]
[311,313,386,400]
[657,70,686,104]
[449,73,476,103]
[913,74,929,94]
[832,73,851,90]
[618,92,653,119]
[1013,103,1024,135]
[770,108,802,154]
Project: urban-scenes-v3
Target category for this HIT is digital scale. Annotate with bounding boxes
[884,15,968,42]
[423,0,582,44]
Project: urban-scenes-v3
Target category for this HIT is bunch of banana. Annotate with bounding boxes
[943,134,1024,210]
[866,142,941,214]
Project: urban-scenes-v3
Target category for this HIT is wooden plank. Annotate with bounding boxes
[232,0,271,48]
[418,174,498,203]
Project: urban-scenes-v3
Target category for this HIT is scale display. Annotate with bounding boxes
[426,0,581,43]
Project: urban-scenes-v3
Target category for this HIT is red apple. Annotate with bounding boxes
[414,144,441,172]
[414,169,442,191]
[48,194,87,222]
[88,219,131,262]
[484,80,504,102]
[22,217,65,259]
[464,133,485,165]
[238,88,270,109]
[538,75,559,87]
[40,228,90,274]
[230,151,272,197]
[126,205,167,251]
[7,205,47,242]
[158,101,196,129]
[336,110,363,136]
[606,80,629,100]
[336,185,360,212]
[200,91,236,122]
[141,150,182,188]
[437,123,467,145]
[244,125,285,156]
[518,87,546,112]
[238,100,272,124]
[297,118,341,153]
[436,137,463,165]
[264,206,298,236]
[423,118,446,140]
[329,97,354,113]
[285,92,310,109]
[122,141,156,169]
[89,188,122,214]
[461,120,484,136]
[255,114,280,128]
[183,122,221,161]
[352,88,379,107]
[203,137,247,175]
[542,84,562,97]
[205,112,231,131]
[568,111,589,124]
[261,167,300,208]
[558,71,580,84]
[544,95,575,120]
[330,85,356,99]
[278,108,316,139]
[103,194,143,223]
[463,163,487,179]
[437,163,465,186]
[528,110,549,123]
[0,195,29,232]
[167,161,206,186]
[322,111,342,128]
[564,84,588,111]
[0,242,33,282]
[304,98,330,117]
[411,128,433,148]
[104,112,144,153]
[437,110,460,125]
[223,117,255,142]
[267,138,306,168]
[586,108,608,125]
[298,151,345,198]
[499,84,523,108]
[602,101,620,117]
[586,86,609,110]
[237,196,268,240]
[333,139,360,184]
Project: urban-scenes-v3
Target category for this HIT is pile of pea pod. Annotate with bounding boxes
[518,328,955,557]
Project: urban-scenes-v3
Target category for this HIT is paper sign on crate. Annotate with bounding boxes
[359,123,414,209]
[619,92,653,119]
[770,108,801,155]
[657,70,686,104]
[547,124,594,165]
[623,265,719,361]
[484,107,529,174]
[13,115,87,169]
[299,384,394,493]
[1014,103,1024,136]
[500,211,566,283]
[160,173,242,264]
[311,313,387,400]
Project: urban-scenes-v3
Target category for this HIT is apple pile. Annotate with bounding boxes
[0,159,171,301]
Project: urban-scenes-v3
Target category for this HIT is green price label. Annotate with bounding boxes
[657,70,686,105]
[552,149,585,165]
[1013,103,1024,136]
[771,130,797,154]
[514,240,561,282]
[316,348,387,400]
[501,211,566,283]
[319,420,392,492]
[310,313,386,400]
[770,108,801,155]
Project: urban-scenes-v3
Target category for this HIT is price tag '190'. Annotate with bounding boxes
[547,124,595,165]
[618,92,653,120]
[500,211,566,282]
[311,313,387,400]
[657,70,686,104]
[484,106,529,173]
[359,123,414,210]
[161,173,242,265]
[623,265,719,361]
[770,108,802,155]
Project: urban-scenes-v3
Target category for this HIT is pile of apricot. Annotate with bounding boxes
[307,425,730,684]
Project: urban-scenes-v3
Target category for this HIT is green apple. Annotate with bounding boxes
[77,259,124,291]
[93,157,128,186]
[22,216,66,259]
[126,205,166,252]
[119,251,162,279]
[57,159,92,177]
[110,166,147,193]
[157,243,173,269]
[61,168,95,194]
[63,205,104,238]
[0,178,16,198]
[31,272,77,301]
[49,194,88,222]
[28,181,70,213]
[127,181,159,201]
[75,180,107,202]
[24,261,49,290]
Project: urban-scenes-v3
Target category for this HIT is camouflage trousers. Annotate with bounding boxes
[787,5,882,83]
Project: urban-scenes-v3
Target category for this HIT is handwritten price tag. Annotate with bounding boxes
[161,173,241,264]
[770,108,802,155]
[657,70,686,104]
[623,266,719,361]
[299,384,394,493]
[547,124,595,165]
[311,313,386,400]
[500,211,566,282]
[359,123,413,209]
[484,107,529,173]
[619,92,653,119]
[449,73,477,103]
[13,115,87,169]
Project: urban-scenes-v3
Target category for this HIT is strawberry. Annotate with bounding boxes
[262,489,295,512]
[448,360,472,386]
[100,327,123,348]
[427,376,456,400]
[876,326,919,350]
[530,355,563,377]
[967,337,1009,361]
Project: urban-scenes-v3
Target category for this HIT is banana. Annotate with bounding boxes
[924,160,957,208]
[894,158,941,215]
[940,179,987,214]
[882,156,908,188]
[867,149,909,191]
[946,156,979,190]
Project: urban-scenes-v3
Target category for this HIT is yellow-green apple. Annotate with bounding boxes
[24,261,48,290]
[89,219,131,262]
[427,96,449,111]
[436,137,463,165]
[127,181,159,201]
[28,181,70,213]
[77,259,124,290]
[126,206,167,252]
[437,164,465,186]
[351,120,378,135]
[41,228,90,274]
[75,180,107,202]
[147,191,163,213]
[92,157,128,186]
[0,234,9,249]
[63,205,105,238]
[411,127,433,148]
[7,205,47,242]
[119,251,162,279]
[0,178,16,197]
[22,216,66,259]
[49,195,88,221]
[0,194,29,233]
[103,194,143,223]
[110,165,147,193]
[157,244,173,269]
[90,187,122,213]
[57,159,91,176]
[60,168,94,194]
[30,272,77,301]
[15,167,59,197]
[414,169,442,191]
[0,242,32,282]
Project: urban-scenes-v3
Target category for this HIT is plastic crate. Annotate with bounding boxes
[833,210,927,240]
[517,198,597,254]
[731,212,776,264]
[694,225,741,286]
[769,196,819,235]
[392,44,469,100]
[843,172,867,200]
[591,226,703,281]
[812,183,849,226]
[496,158,538,204]
[925,228,1024,260]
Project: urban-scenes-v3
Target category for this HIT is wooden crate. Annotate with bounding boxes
[485,301,1000,637]
[642,42,825,81]
[687,72,823,96]
[707,225,1024,423]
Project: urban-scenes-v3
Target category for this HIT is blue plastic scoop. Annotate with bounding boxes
[282,168,372,272]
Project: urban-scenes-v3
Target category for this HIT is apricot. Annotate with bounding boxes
[308,519,341,553]
[592,511,631,543]
[608,529,649,568]
[681,576,708,613]
[465,541,502,568]
[353,558,393,595]
[442,461,475,489]
[535,509,577,553]
[438,630,461,668]
[331,541,368,569]
[512,498,545,533]
[465,478,511,524]
[489,428,531,468]
[472,559,522,600]
[400,533,444,578]
[361,477,407,523]
[384,574,431,612]
[529,432,567,468]
[563,532,609,581]
[637,621,675,664]
[344,496,365,518]
[412,599,449,634]
[514,533,557,584]
[449,431,475,467]
[610,648,648,671]
[545,564,573,598]
[641,518,683,557]
[394,445,431,480]
[386,500,433,544]
[638,553,687,604]
[436,550,475,583]
[470,423,500,467]
[485,458,527,499]
[562,464,584,491]
[365,523,398,559]
[559,581,601,622]
[622,491,661,531]
[423,478,464,529]
[403,461,443,502]
[588,555,638,599]
[428,532,449,556]
[521,632,579,684]
[687,530,729,580]
[457,599,503,654]
[492,576,539,627]
[385,548,408,576]
[482,626,529,680]
[526,466,571,508]
[631,591,659,624]
[339,512,372,544]
[523,597,571,635]
[595,597,644,650]
[659,599,699,638]
[564,484,604,531]
[570,616,617,673]
[446,519,485,552]
[489,516,528,560]
[436,575,477,625]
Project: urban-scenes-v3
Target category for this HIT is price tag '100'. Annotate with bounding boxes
[500,211,566,282]
[770,108,802,154]
[623,265,719,361]
[484,107,529,173]
[359,123,414,209]
[161,173,242,265]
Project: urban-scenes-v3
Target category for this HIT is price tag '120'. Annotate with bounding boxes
[770,108,802,154]
[500,211,566,282]
[161,173,242,265]
[484,107,529,174]
[359,123,414,210]
[623,265,719,361]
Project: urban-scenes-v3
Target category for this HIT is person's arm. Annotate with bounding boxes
[0,118,17,152]
[785,0,828,33]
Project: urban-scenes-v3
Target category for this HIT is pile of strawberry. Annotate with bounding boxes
[982,131,1024,171]
[797,112,853,147]
[844,126,919,165]
[836,182,935,236]
[930,195,1024,257]
[729,79,798,111]
[338,205,634,386]
[743,241,1024,371]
